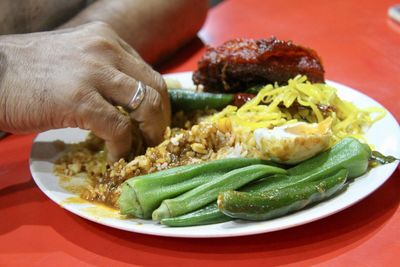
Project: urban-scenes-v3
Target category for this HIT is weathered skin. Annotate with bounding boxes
[0,0,208,161]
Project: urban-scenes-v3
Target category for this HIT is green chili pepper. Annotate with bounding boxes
[169,89,233,111]
[244,85,264,94]
[118,158,269,219]
[218,169,348,221]
[152,164,286,221]
[161,137,370,226]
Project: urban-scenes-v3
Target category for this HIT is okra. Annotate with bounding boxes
[160,137,370,226]
[161,203,230,227]
[244,137,371,192]
[152,164,286,221]
[118,158,269,218]
[370,150,399,165]
[218,169,348,221]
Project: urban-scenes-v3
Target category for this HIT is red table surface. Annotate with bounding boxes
[1,0,400,266]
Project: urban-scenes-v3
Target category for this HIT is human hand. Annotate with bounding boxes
[0,22,171,161]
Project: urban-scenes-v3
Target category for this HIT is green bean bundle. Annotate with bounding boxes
[118,158,271,219]
[152,164,286,220]
[161,137,371,226]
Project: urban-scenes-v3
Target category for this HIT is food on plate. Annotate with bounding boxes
[193,37,325,93]
[159,137,372,226]
[217,137,372,221]
[151,164,285,221]
[169,89,234,111]
[168,89,259,111]
[253,119,332,164]
[160,203,229,227]
[218,169,348,221]
[370,151,399,165]
[118,158,271,218]
[53,37,393,228]
[205,75,385,145]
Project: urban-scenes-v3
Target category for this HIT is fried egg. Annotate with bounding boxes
[254,118,332,164]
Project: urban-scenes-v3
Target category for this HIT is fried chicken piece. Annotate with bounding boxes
[193,37,325,93]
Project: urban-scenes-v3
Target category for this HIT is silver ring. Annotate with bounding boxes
[127,81,146,111]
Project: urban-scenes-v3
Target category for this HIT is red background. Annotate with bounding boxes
[1,0,400,266]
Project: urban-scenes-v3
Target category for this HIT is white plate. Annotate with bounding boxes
[30,72,400,238]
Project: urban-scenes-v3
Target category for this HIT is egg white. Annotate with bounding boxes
[254,120,332,164]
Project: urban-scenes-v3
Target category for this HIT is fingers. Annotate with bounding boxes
[76,91,133,162]
[75,24,171,150]
[117,48,171,123]
[96,70,139,107]
[120,52,171,127]
[95,68,171,147]
[81,22,171,131]
[130,85,169,146]
[117,38,142,59]
[118,49,166,94]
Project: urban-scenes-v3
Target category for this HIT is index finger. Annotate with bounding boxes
[75,91,133,162]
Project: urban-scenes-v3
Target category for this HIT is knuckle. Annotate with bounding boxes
[87,21,112,31]
[77,60,110,86]
[70,86,94,103]
[111,73,132,89]
[69,91,99,129]
[85,59,105,72]
[87,36,116,51]
[130,56,143,68]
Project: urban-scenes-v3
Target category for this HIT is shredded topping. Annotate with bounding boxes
[209,75,385,144]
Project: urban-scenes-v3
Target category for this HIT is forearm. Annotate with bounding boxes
[60,0,208,65]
